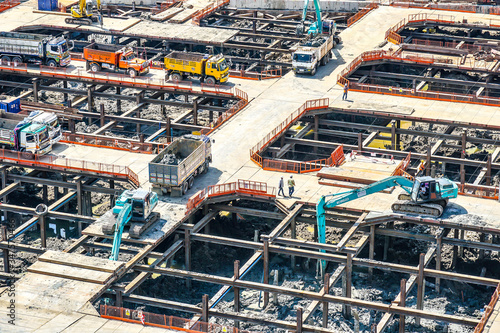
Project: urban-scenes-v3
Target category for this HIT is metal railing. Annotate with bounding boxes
[61,133,167,154]
[347,2,379,27]
[0,148,140,187]
[474,283,500,332]
[101,305,259,333]
[192,0,229,25]
[186,179,275,215]
[0,0,19,13]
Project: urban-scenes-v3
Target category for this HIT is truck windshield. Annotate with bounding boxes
[218,60,228,71]
[122,54,136,61]
[59,42,68,53]
[38,130,48,143]
[293,54,312,62]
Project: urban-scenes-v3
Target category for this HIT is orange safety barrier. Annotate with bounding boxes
[0,0,19,13]
[0,148,140,187]
[192,0,229,25]
[61,133,167,154]
[458,183,499,201]
[475,283,500,332]
[347,2,379,27]
[391,152,411,176]
[101,305,259,333]
[331,144,346,166]
[249,98,329,168]
[186,179,275,215]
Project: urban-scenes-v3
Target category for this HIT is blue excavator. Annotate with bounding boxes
[297,0,336,36]
[316,175,458,259]
[103,189,160,261]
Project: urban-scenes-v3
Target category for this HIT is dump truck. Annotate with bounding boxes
[0,32,72,67]
[149,136,212,196]
[25,111,62,144]
[164,52,229,84]
[83,43,150,77]
[292,33,339,76]
[0,118,52,155]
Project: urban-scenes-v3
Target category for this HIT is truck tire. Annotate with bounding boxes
[128,68,137,77]
[188,177,194,189]
[171,72,182,82]
[47,60,57,67]
[311,66,317,76]
[90,63,101,73]
[182,181,188,195]
[1,56,10,66]
[12,57,22,67]
[202,161,209,174]
[205,76,216,85]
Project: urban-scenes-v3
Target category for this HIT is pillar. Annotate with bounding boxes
[479,233,485,260]
[426,146,431,176]
[109,179,115,207]
[323,273,330,328]
[452,229,458,268]
[39,213,46,248]
[369,225,375,281]
[116,87,121,113]
[87,85,94,113]
[76,180,82,236]
[399,279,406,333]
[63,80,68,103]
[314,115,319,154]
[342,254,352,319]
[201,294,209,323]
[358,132,363,151]
[100,104,105,127]
[391,120,396,150]
[460,131,466,185]
[396,120,401,149]
[1,226,9,273]
[416,253,425,326]
[185,229,191,289]
[193,99,198,126]
[233,260,240,329]
[165,117,171,142]
[291,217,296,270]
[42,185,48,205]
[296,307,303,333]
[33,78,39,103]
[436,233,442,293]
[115,289,123,308]
[263,239,269,308]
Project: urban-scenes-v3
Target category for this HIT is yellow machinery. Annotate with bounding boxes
[164,52,229,84]
[65,0,102,26]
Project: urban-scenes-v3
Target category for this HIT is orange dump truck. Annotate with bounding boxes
[83,43,149,77]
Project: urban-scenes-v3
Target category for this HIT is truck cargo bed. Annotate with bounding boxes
[166,51,206,63]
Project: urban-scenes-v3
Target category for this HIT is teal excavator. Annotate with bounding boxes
[316,176,458,270]
[103,189,160,261]
[297,0,336,36]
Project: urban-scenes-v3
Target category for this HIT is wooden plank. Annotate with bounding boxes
[38,250,123,273]
[27,261,112,284]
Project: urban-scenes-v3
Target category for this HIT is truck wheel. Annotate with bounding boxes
[202,161,209,174]
[188,177,194,189]
[90,63,101,73]
[12,57,22,67]
[182,181,188,195]
[171,73,182,82]
[205,76,216,85]
[47,60,57,67]
[128,69,137,78]
[1,56,10,66]
[311,66,317,76]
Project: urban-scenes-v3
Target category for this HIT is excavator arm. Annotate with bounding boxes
[316,176,414,271]
[300,0,323,35]
[109,202,132,261]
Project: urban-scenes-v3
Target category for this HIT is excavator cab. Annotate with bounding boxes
[411,177,441,203]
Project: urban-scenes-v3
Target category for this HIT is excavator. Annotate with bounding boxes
[296,0,335,36]
[65,0,102,26]
[316,175,458,268]
[103,189,160,261]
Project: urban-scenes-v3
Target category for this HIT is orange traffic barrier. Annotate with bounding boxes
[0,0,19,13]
[186,179,275,214]
[101,305,259,333]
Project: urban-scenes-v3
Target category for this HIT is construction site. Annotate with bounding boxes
[0,0,500,332]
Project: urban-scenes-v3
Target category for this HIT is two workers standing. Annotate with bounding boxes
[278,176,295,198]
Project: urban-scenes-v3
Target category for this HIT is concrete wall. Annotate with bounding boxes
[228,0,362,12]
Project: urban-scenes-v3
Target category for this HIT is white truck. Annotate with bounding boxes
[25,111,62,144]
[292,34,340,76]
[0,119,52,155]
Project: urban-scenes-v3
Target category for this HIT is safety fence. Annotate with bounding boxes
[192,0,230,25]
[347,2,379,27]
[0,148,140,187]
[100,305,258,333]
[262,145,345,174]
[186,179,275,215]
[391,1,500,15]
[151,0,184,15]
[0,0,19,13]
[250,98,329,167]
[385,13,455,45]
[458,183,499,201]
[336,49,500,107]
[474,283,500,332]
[61,133,167,154]
[409,38,482,52]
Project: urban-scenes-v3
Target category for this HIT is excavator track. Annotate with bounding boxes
[129,212,161,239]
[102,217,117,235]
[391,200,444,217]
[65,17,93,25]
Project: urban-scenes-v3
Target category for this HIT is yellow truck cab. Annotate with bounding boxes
[164,51,229,84]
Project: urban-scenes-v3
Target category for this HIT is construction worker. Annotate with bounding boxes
[278,177,285,197]
[288,175,295,197]
[342,83,349,100]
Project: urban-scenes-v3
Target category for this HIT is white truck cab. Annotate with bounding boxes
[26,111,62,144]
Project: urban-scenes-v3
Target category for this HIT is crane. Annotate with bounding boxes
[316,176,458,271]
[65,0,102,26]
[103,189,160,261]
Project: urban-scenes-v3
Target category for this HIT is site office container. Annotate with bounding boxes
[0,96,20,113]
[149,137,212,197]
[38,0,58,11]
